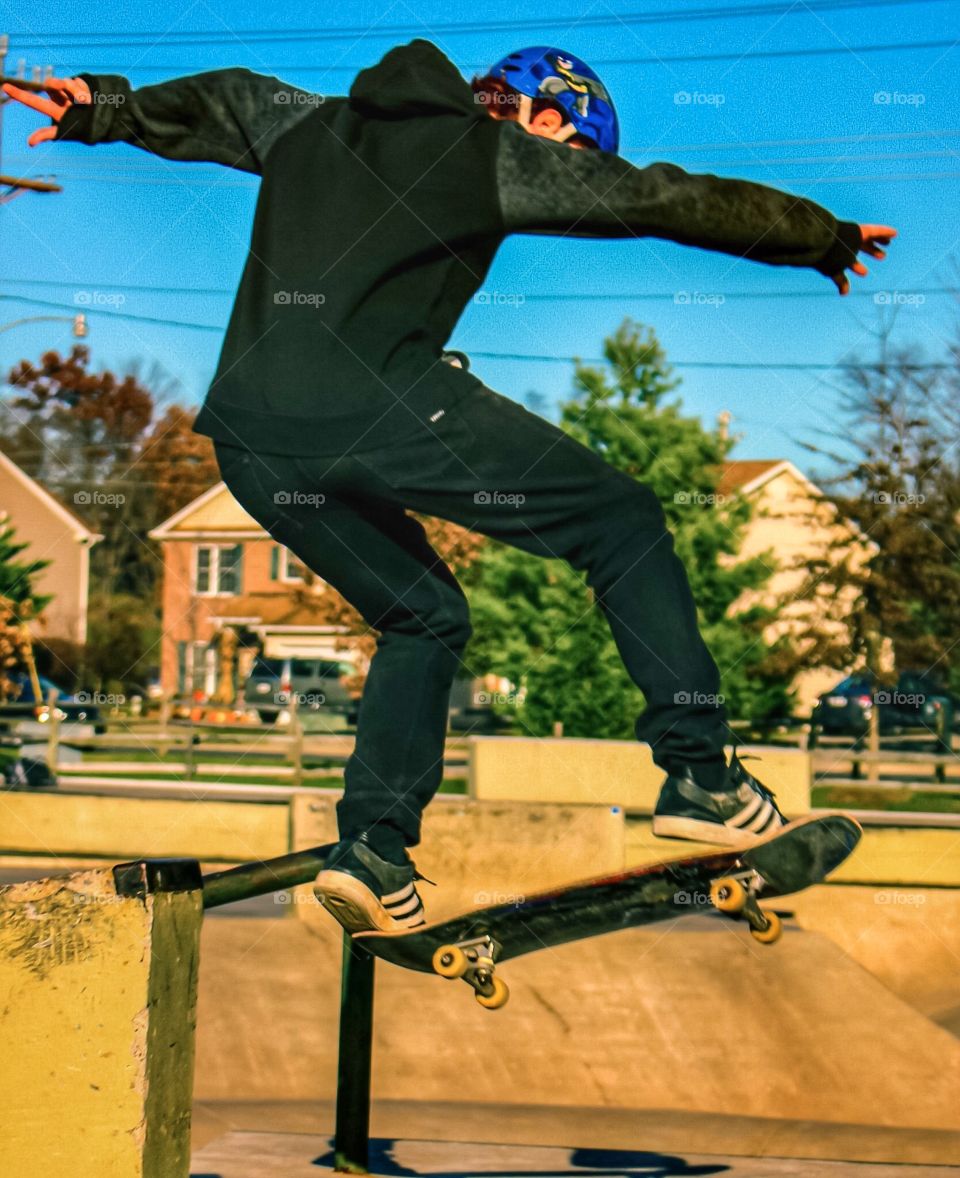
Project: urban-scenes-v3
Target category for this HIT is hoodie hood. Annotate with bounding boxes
[349,39,476,120]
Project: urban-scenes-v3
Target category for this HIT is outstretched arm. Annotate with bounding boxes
[2,68,324,174]
[495,122,895,294]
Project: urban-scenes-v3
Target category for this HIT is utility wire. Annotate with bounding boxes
[0,294,954,371]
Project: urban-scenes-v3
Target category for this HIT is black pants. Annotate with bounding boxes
[214,384,728,847]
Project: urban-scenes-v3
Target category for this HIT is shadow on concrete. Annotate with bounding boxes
[309,1139,731,1176]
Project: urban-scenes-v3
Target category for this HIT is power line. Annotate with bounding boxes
[8,127,960,168]
[1,275,955,303]
[24,167,960,187]
[0,294,953,372]
[7,0,950,48]
[18,37,957,73]
[17,146,960,177]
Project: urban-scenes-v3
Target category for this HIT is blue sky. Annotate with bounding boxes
[1,0,957,476]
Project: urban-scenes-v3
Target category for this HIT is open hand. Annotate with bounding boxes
[1,76,91,146]
[832,224,897,295]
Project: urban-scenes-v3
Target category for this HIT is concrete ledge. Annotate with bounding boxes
[0,791,289,862]
[469,738,812,817]
[292,794,626,920]
[0,864,203,1177]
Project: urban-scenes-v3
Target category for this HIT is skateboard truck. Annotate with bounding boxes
[709,870,783,944]
[431,933,509,1009]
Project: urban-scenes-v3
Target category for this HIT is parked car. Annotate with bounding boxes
[244,656,359,724]
[0,672,105,733]
[812,670,957,742]
[0,733,57,790]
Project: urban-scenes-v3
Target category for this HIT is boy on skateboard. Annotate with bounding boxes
[6,42,894,933]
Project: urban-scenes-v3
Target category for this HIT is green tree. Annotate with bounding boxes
[463,319,788,737]
[0,514,51,700]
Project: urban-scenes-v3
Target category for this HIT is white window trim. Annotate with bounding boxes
[193,543,243,597]
[278,545,307,584]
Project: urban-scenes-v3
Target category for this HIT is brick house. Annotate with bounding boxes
[148,479,361,703]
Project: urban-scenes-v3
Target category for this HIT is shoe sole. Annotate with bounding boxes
[652,813,780,848]
[313,869,398,934]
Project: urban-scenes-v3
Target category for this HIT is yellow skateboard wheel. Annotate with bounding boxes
[750,910,783,944]
[710,877,747,914]
[475,976,509,1010]
[432,944,469,979]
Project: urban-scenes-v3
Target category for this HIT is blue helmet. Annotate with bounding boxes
[481,46,619,154]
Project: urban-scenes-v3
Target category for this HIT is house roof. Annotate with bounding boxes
[0,449,102,542]
[716,459,786,498]
[152,459,823,540]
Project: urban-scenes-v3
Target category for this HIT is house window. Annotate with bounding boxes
[270,544,306,582]
[195,545,243,596]
[177,641,215,698]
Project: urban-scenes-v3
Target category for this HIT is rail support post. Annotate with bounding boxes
[334,931,376,1173]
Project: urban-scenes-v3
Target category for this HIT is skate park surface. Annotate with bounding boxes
[189,905,960,1175]
[4,775,959,1175]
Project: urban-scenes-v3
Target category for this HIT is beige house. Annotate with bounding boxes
[718,459,871,714]
[0,449,101,644]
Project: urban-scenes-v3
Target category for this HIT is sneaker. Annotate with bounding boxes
[652,751,786,847]
[313,832,430,934]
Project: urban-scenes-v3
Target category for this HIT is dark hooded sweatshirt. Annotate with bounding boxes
[55,39,863,457]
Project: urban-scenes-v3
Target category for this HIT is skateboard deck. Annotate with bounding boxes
[353,812,861,1008]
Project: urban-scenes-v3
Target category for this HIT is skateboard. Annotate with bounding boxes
[353,812,861,1010]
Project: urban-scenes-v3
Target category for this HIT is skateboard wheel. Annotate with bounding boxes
[475,975,509,1010]
[710,877,747,914]
[750,910,783,945]
[432,944,469,979]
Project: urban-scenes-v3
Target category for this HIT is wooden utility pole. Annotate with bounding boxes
[0,34,63,202]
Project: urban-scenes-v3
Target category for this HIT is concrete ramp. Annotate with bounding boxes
[195,913,960,1134]
[190,1132,960,1176]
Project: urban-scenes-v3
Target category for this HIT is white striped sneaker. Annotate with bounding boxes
[313,833,430,934]
[651,751,786,847]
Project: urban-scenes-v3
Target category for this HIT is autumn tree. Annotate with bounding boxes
[800,330,960,691]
